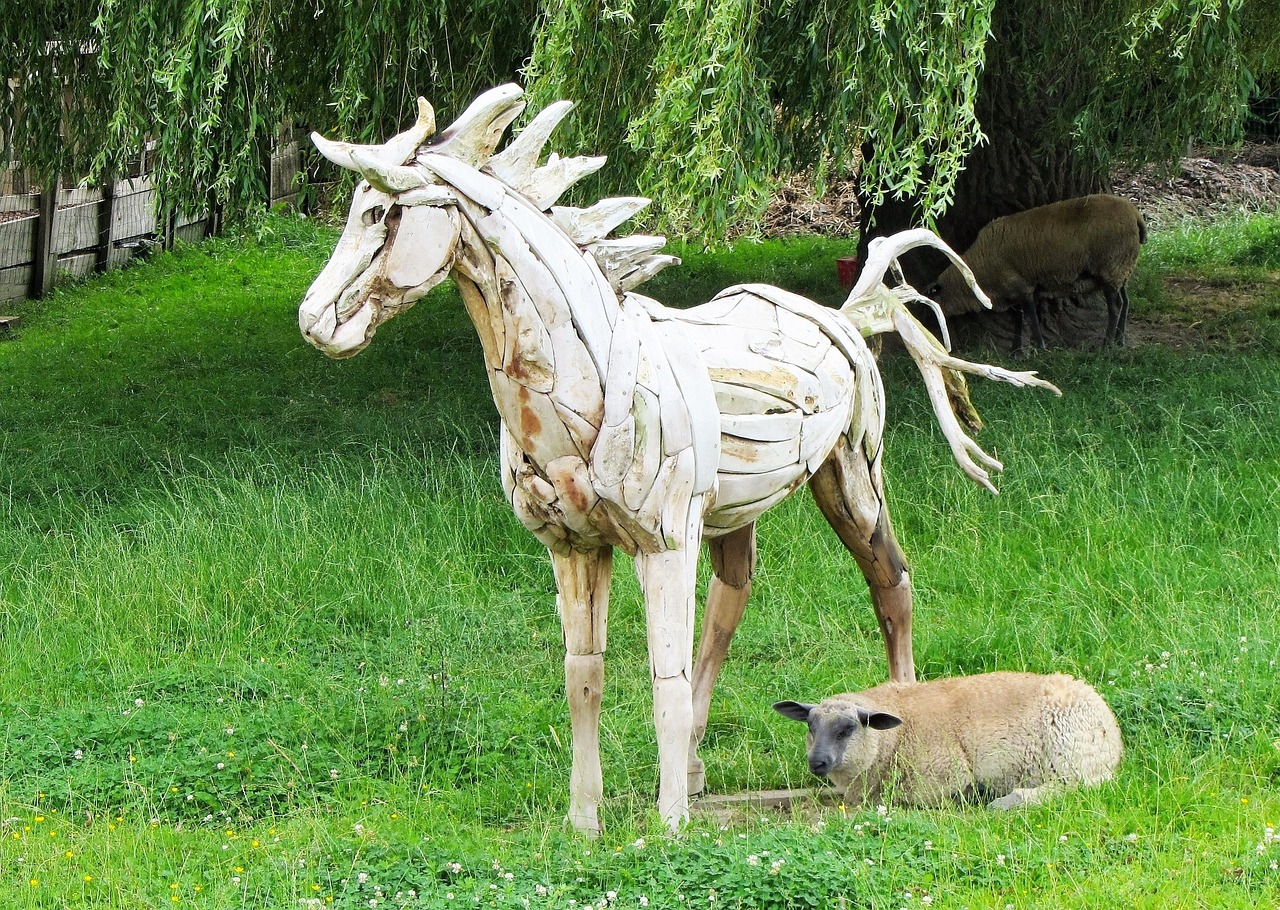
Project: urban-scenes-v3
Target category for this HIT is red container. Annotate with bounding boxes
[836,256,859,289]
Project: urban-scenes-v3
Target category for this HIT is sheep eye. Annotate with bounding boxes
[835,722,857,738]
[362,205,386,226]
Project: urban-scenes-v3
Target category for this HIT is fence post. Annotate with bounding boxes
[30,178,59,299]
[97,171,115,273]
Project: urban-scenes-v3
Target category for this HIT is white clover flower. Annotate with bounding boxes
[330,769,340,779]
[921,897,932,906]
[631,838,645,849]
[996,854,1006,865]
[639,898,649,908]
[1125,833,1138,843]
[357,872,369,884]
[536,885,548,897]
[607,891,617,902]
[1059,835,1069,843]
[134,698,144,707]
[217,762,225,770]
[505,872,514,881]
[747,855,760,866]
[73,749,84,760]
[448,862,462,874]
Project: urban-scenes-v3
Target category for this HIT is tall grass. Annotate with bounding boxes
[0,214,1277,908]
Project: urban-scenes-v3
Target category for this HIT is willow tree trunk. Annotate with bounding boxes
[858,5,1115,352]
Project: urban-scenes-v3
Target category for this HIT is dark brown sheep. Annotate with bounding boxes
[927,194,1147,351]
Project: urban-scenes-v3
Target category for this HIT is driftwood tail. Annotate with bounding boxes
[839,230,1062,494]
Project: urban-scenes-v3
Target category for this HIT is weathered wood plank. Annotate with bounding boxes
[0,265,32,303]
[55,251,97,280]
[718,433,802,475]
[52,202,100,256]
[174,221,209,244]
[111,182,158,242]
[720,410,804,442]
[0,193,38,214]
[0,215,36,269]
[31,184,58,298]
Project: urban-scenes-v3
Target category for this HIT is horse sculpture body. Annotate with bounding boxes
[299,84,1059,834]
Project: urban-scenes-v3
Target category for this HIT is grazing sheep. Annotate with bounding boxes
[774,672,1122,809]
[927,194,1147,351]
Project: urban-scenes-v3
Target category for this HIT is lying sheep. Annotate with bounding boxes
[774,672,1122,809]
[927,194,1146,351]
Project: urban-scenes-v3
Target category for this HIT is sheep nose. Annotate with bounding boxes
[808,756,832,777]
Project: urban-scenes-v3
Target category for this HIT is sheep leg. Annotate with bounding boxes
[989,782,1062,810]
[1023,294,1048,351]
[552,545,614,837]
[810,440,916,684]
[687,522,757,796]
[1104,285,1129,347]
[634,495,705,831]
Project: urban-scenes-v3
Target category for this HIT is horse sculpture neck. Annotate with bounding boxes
[440,160,617,465]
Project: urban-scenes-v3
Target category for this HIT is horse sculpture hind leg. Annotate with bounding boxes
[808,436,916,685]
[687,522,757,795]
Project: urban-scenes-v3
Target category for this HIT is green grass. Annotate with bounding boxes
[1,213,1279,908]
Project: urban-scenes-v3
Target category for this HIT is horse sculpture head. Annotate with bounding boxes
[299,85,529,357]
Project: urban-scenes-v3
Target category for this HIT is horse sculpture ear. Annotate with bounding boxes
[311,96,437,171]
[350,150,430,194]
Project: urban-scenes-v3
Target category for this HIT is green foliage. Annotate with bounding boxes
[2,1,535,216]
[2,214,1280,906]
[7,1,1280,242]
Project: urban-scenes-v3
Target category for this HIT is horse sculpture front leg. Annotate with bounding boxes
[551,546,614,836]
[633,493,707,831]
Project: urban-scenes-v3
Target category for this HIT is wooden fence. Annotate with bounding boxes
[0,133,304,305]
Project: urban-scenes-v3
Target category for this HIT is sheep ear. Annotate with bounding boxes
[773,701,816,723]
[857,708,902,731]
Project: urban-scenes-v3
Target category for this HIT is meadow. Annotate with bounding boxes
[1,211,1278,908]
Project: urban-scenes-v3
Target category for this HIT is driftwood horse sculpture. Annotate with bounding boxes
[299,84,1059,834]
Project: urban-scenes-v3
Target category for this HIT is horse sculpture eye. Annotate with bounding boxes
[362,205,386,226]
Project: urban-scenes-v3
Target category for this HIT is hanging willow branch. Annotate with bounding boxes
[2,0,1276,238]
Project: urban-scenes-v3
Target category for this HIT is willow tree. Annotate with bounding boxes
[523,0,1279,345]
[1,0,536,217]
[5,0,1276,281]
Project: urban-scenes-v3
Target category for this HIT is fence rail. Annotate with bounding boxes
[0,133,304,305]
